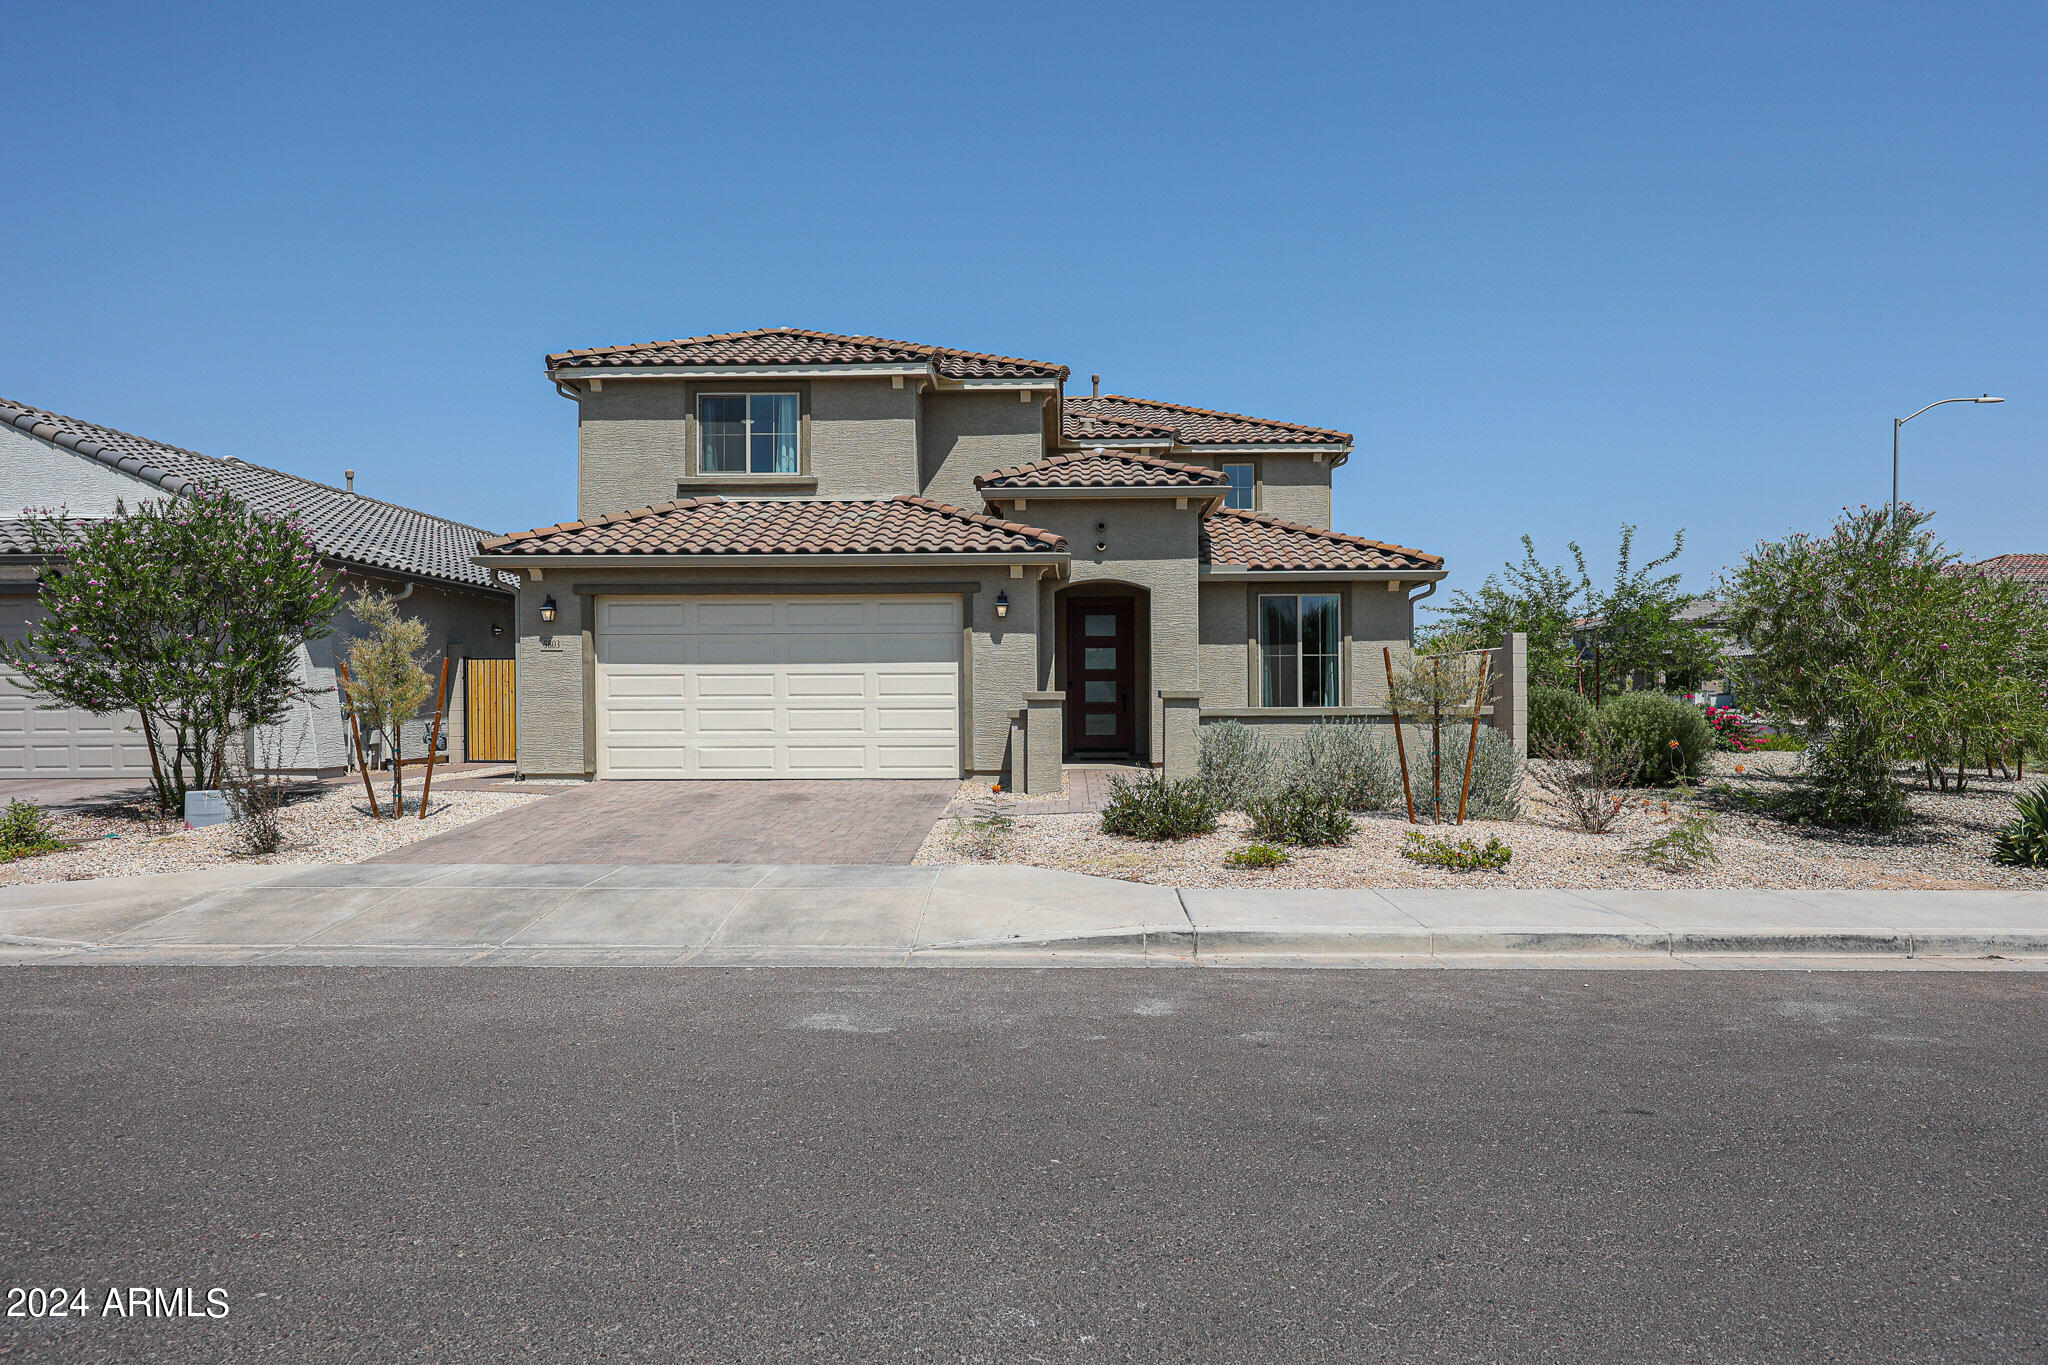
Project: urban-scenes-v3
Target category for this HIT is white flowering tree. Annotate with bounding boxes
[0,490,344,810]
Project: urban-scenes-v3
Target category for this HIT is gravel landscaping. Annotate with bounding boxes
[0,785,546,886]
[916,754,2048,890]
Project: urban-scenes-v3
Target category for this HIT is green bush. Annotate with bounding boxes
[1246,784,1355,847]
[1100,775,1220,841]
[1993,787,2048,867]
[0,799,62,862]
[1528,685,1596,757]
[1197,722,1272,811]
[1407,724,1524,821]
[1596,692,1712,785]
[1225,842,1291,869]
[1281,721,1402,812]
[1399,830,1513,871]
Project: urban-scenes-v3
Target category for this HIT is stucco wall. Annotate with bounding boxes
[511,564,1046,778]
[1175,450,1335,528]
[1196,577,1418,711]
[1026,499,1203,762]
[293,576,513,772]
[573,377,925,517]
[918,390,1047,510]
[2,423,164,517]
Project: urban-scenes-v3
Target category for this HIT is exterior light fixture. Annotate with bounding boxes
[994,590,1009,619]
[491,622,504,637]
[538,595,558,624]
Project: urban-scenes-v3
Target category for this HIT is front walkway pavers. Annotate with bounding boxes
[1,864,2042,967]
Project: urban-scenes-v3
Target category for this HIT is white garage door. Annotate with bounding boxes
[596,595,962,779]
[0,598,155,778]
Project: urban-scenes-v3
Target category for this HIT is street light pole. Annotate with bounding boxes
[1892,394,2005,524]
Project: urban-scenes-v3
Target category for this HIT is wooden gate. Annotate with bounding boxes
[464,658,516,762]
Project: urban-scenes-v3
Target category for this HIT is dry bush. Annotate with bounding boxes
[1526,729,1640,834]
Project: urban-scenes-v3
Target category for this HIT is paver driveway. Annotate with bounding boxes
[369,779,959,865]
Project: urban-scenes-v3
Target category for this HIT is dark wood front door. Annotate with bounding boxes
[1065,598,1136,754]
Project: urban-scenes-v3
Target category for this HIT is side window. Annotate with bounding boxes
[1222,462,1256,510]
[699,393,800,475]
[1258,593,1341,707]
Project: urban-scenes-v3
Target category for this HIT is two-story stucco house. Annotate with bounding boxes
[477,329,1462,791]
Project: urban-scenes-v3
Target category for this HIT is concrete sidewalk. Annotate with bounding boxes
[0,864,2043,968]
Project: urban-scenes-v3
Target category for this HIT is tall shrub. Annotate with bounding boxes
[0,492,342,810]
[1527,685,1595,756]
[1719,506,2048,827]
[1197,722,1271,810]
[1597,692,1712,785]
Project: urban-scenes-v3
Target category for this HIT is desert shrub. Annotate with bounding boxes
[1407,725,1524,822]
[1246,784,1355,847]
[1627,813,1719,872]
[952,783,1018,859]
[1597,692,1712,785]
[0,800,62,862]
[1992,787,2048,867]
[1528,685,1596,757]
[1763,727,1912,831]
[1100,775,1220,842]
[1280,721,1402,812]
[1399,830,1512,871]
[1226,842,1291,869]
[1197,722,1272,810]
[1527,728,1639,833]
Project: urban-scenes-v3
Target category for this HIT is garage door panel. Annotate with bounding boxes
[596,595,961,780]
[0,605,156,778]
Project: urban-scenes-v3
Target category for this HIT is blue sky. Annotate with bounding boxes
[4,2,2040,607]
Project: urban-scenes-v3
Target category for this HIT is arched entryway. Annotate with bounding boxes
[1051,581,1151,762]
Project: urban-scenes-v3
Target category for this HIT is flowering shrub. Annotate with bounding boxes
[1703,706,1756,752]
[0,491,343,810]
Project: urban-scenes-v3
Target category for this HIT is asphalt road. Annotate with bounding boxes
[3,969,2044,1363]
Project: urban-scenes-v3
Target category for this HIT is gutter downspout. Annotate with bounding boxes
[552,375,581,401]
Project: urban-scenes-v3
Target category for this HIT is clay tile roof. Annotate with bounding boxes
[1975,553,2048,582]
[477,495,1066,557]
[1200,508,1442,572]
[547,328,1068,382]
[0,398,515,593]
[1065,394,1350,446]
[975,449,1230,491]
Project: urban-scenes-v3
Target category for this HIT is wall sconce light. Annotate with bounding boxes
[491,622,504,637]
[1095,541,1108,553]
[994,590,1009,619]
[538,595,558,624]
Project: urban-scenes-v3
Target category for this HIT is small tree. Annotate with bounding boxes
[343,592,434,815]
[1718,505,2048,827]
[1429,525,1718,695]
[0,491,343,811]
[1387,645,1488,823]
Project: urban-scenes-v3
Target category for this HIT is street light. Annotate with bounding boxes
[1893,395,2004,523]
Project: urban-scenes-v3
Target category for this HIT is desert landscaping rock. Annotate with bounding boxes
[917,757,2048,891]
[1,786,546,886]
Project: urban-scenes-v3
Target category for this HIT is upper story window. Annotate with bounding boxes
[1222,462,1256,510]
[700,393,799,475]
[1259,593,1341,707]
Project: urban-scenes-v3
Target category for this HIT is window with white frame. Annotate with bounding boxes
[1222,462,1256,510]
[1259,593,1341,707]
[699,393,800,475]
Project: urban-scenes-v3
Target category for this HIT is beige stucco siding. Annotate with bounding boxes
[1024,499,1202,762]
[573,377,926,517]
[1177,451,1336,528]
[918,390,1048,510]
[1196,577,1418,710]
[510,563,1044,778]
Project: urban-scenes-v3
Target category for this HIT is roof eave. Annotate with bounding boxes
[1200,565,1446,581]
[474,551,1070,571]
[979,485,1227,500]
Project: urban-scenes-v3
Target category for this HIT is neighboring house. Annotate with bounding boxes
[1,399,514,778]
[1974,554,2048,599]
[478,328,1481,790]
